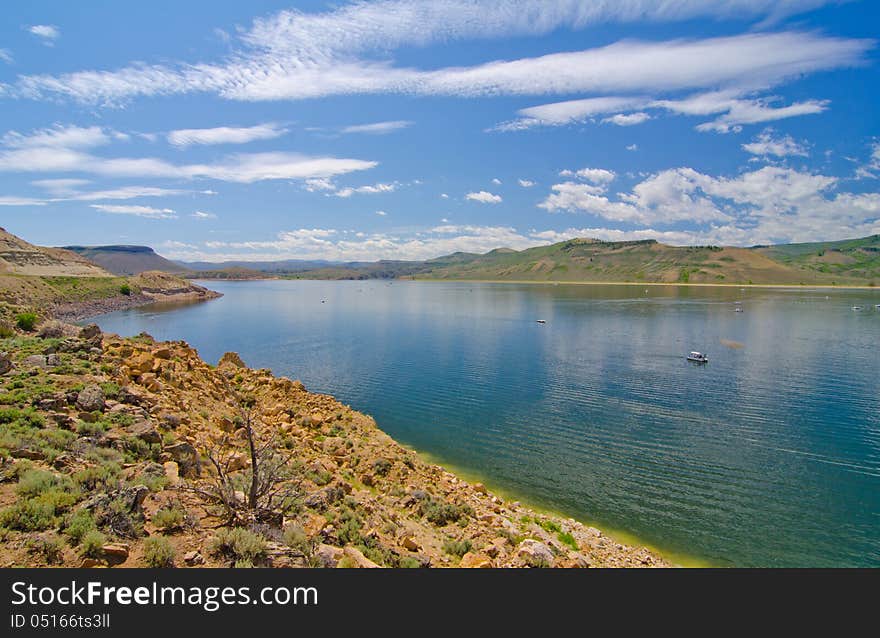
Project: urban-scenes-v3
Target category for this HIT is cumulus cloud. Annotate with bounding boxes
[0,49,12,65]
[167,122,287,147]
[340,120,413,134]
[559,168,616,184]
[539,164,880,244]
[742,129,808,157]
[376,210,387,216]
[90,204,177,219]
[518,179,535,187]
[466,190,502,204]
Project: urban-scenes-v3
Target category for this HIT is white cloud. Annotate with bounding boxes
[559,168,616,184]
[90,204,177,219]
[376,210,387,216]
[2,124,117,149]
[0,49,12,64]
[493,96,646,131]
[0,142,377,183]
[167,122,287,147]
[28,25,59,44]
[855,141,880,179]
[340,120,413,135]
[518,179,535,187]
[539,164,880,244]
[626,144,638,151]
[0,196,47,206]
[192,211,217,219]
[334,182,396,197]
[742,129,808,157]
[492,178,502,185]
[602,112,651,126]
[5,5,868,109]
[440,193,449,199]
[304,177,336,192]
[466,190,502,204]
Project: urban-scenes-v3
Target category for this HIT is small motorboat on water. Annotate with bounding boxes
[734,307,744,312]
[536,319,547,324]
[852,306,863,311]
[687,351,709,363]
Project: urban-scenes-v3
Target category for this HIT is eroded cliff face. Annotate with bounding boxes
[0,228,112,278]
[0,323,667,569]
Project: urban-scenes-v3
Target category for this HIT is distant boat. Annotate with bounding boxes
[536,319,547,324]
[687,351,709,363]
[852,306,863,311]
[735,307,744,313]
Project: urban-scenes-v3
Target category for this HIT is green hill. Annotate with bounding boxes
[753,235,880,282]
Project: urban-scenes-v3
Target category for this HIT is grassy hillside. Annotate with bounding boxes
[412,238,869,285]
[754,235,880,282]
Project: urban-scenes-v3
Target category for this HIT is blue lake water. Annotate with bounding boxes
[91,280,880,567]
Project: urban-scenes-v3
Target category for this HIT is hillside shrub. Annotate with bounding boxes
[15,312,38,332]
[142,537,175,568]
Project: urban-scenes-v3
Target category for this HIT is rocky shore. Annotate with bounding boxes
[0,320,668,568]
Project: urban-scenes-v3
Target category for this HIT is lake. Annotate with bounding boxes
[90,280,880,567]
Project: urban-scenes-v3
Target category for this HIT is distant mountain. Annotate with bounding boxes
[0,227,112,277]
[180,258,338,272]
[62,245,187,276]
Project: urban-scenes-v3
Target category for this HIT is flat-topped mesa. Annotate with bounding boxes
[0,327,668,568]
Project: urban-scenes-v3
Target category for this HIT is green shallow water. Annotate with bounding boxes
[92,280,880,567]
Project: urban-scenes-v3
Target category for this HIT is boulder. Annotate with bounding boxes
[163,442,200,477]
[342,546,380,569]
[459,552,494,568]
[183,551,204,566]
[399,536,421,552]
[227,452,249,472]
[76,385,105,413]
[0,352,12,375]
[473,483,489,495]
[37,321,65,338]
[163,461,180,486]
[23,354,61,369]
[314,544,344,568]
[79,324,101,340]
[218,352,246,369]
[152,347,172,360]
[127,420,161,445]
[516,539,555,567]
[101,543,130,564]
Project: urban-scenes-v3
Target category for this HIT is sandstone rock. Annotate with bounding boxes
[161,413,182,429]
[400,536,420,552]
[473,483,488,495]
[23,354,61,369]
[459,552,493,568]
[101,543,130,562]
[516,539,555,567]
[0,352,13,375]
[79,324,101,340]
[218,352,246,369]
[37,321,65,338]
[163,461,180,486]
[227,452,249,472]
[183,550,204,566]
[11,448,45,460]
[76,385,105,413]
[119,385,148,406]
[81,558,103,568]
[152,347,172,360]
[315,544,344,568]
[130,353,154,374]
[127,420,161,444]
[164,442,200,477]
[342,546,379,569]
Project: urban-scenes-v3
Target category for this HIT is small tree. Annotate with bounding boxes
[190,398,298,526]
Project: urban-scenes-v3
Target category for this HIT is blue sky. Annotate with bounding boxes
[0,0,878,262]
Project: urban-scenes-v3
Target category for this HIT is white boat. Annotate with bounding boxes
[536,319,547,324]
[852,306,863,311]
[687,351,709,363]
[734,307,744,312]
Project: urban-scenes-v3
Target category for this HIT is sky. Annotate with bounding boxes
[0,0,878,263]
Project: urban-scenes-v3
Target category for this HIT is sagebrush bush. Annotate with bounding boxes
[419,499,472,526]
[63,509,96,546]
[28,534,65,564]
[16,469,73,498]
[0,499,57,531]
[72,463,120,491]
[79,530,107,558]
[209,528,266,566]
[0,320,13,338]
[15,312,38,332]
[142,537,175,568]
[442,539,472,558]
[151,506,186,531]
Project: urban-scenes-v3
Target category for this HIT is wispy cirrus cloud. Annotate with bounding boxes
[167,122,287,148]
[340,120,413,135]
[90,204,177,219]
[742,129,809,157]
[28,25,59,45]
[1,1,866,109]
[334,182,397,197]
